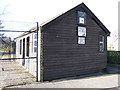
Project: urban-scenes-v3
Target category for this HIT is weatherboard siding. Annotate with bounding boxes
[42,7,107,81]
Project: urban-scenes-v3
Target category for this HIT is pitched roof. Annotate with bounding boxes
[81,3,110,36]
[16,2,110,38]
[41,2,110,36]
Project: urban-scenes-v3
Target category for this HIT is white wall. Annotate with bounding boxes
[15,32,37,77]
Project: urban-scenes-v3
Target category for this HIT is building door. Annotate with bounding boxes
[26,37,30,57]
[22,38,25,66]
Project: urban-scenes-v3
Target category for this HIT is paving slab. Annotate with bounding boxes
[0,60,36,89]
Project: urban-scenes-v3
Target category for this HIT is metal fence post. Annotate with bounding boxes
[36,22,39,82]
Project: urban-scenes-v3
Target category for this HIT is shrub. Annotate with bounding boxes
[107,51,120,64]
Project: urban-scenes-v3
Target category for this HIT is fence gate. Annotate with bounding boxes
[0,20,39,81]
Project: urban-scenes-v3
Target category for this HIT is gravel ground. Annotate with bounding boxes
[0,60,36,90]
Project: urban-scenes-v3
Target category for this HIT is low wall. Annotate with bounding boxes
[16,58,37,77]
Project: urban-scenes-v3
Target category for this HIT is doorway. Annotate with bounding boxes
[22,38,25,66]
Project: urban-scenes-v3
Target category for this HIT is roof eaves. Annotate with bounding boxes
[81,3,110,36]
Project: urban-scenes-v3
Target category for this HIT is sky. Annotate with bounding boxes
[0,0,119,49]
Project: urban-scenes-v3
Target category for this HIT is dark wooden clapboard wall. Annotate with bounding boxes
[42,5,107,81]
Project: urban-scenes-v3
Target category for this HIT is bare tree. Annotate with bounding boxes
[0,20,4,28]
[0,5,8,29]
[0,6,7,16]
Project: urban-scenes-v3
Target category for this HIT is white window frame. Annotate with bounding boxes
[33,33,37,53]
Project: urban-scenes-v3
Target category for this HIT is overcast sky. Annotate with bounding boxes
[0,0,119,44]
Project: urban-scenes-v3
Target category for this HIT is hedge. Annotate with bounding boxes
[107,51,120,64]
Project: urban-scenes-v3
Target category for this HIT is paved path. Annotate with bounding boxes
[0,60,36,89]
[0,61,119,89]
[8,63,119,89]
[9,74,119,88]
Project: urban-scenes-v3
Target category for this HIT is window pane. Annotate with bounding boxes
[100,44,104,52]
[78,27,86,36]
[34,33,37,39]
[34,47,37,53]
[79,17,84,24]
[20,40,22,54]
[78,11,86,17]
[34,41,37,46]
[99,36,104,52]
[78,37,85,44]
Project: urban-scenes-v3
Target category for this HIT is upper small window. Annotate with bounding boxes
[77,11,86,24]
